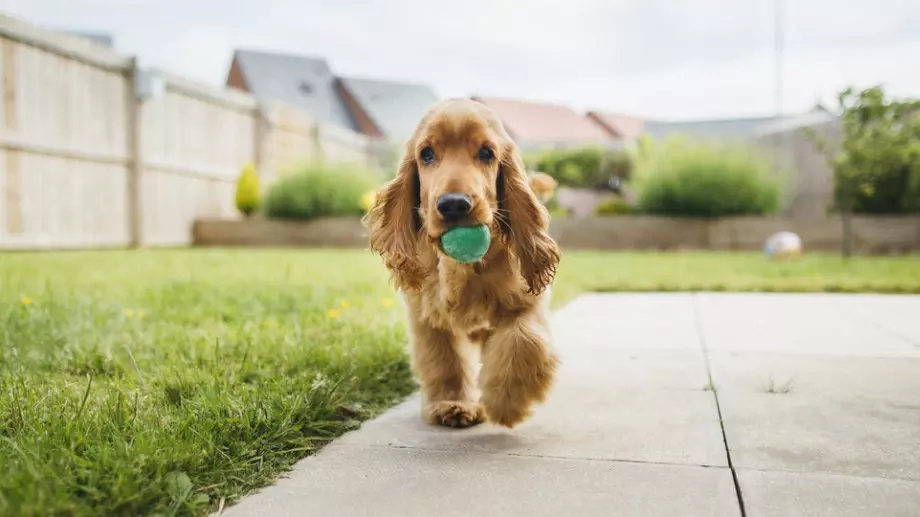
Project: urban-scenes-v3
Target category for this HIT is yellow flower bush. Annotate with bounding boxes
[235,162,261,217]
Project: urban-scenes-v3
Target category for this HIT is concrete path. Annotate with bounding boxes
[225,293,920,517]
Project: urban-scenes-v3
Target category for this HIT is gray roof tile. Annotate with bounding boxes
[339,77,439,141]
[233,49,356,131]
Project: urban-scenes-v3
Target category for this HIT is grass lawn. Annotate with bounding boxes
[2,248,919,516]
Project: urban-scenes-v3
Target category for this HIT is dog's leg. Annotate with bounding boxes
[409,314,485,428]
[479,308,559,428]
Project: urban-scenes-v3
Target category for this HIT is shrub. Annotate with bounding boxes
[264,163,378,220]
[634,138,781,218]
[595,196,634,216]
[534,146,633,190]
[808,86,920,214]
[234,162,261,217]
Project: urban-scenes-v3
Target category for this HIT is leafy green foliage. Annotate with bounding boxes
[810,86,920,214]
[530,147,633,190]
[594,196,635,216]
[234,163,261,217]
[634,138,781,218]
[264,164,378,220]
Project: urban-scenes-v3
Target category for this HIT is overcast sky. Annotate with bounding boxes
[2,0,919,120]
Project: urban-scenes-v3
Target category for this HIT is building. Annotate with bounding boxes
[470,96,620,152]
[226,49,438,142]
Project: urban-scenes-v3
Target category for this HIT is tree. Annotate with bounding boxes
[807,86,920,256]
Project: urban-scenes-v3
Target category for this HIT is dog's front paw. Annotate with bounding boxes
[480,348,560,429]
[425,400,486,429]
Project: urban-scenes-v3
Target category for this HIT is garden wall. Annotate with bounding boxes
[193,215,920,254]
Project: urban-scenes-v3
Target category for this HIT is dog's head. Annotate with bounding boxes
[364,98,559,294]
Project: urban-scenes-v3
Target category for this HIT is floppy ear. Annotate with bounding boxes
[498,144,561,295]
[363,144,425,290]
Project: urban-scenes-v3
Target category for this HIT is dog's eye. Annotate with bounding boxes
[478,146,494,163]
[420,147,436,165]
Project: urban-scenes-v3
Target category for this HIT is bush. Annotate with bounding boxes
[634,138,781,218]
[595,196,634,216]
[264,163,378,220]
[534,146,633,190]
[809,86,920,214]
[234,162,261,217]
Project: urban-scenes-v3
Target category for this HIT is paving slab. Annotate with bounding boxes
[225,444,741,517]
[339,386,727,466]
[739,469,920,517]
[554,347,710,390]
[552,293,700,350]
[695,293,920,357]
[710,353,920,480]
[830,293,920,344]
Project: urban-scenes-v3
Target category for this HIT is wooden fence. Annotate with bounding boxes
[0,14,388,250]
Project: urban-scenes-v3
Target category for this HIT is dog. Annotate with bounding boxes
[364,98,561,429]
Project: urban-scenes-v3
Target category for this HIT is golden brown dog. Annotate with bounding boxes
[364,98,561,429]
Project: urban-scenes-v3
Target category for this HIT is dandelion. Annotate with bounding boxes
[19,296,32,306]
[381,297,395,308]
[261,319,277,328]
[137,310,146,320]
[327,309,341,319]
[339,300,351,310]
[123,309,135,318]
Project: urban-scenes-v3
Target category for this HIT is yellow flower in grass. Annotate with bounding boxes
[137,310,146,320]
[381,297,395,308]
[20,296,33,306]
[261,319,277,328]
[327,309,341,319]
[359,191,376,212]
[339,300,351,310]
[123,309,135,318]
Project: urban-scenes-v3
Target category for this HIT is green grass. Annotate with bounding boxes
[552,251,920,304]
[0,249,413,517]
[2,248,919,516]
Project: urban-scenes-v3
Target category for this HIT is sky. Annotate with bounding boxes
[2,0,919,121]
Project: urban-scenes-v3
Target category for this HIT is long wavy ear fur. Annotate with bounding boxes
[362,146,425,290]
[498,144,561,295]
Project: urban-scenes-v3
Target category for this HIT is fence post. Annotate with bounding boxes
[125,57,143,248]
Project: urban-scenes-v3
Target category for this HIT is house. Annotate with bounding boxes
[640,115,781,142]
[226,49,439,142]
[336,77,439,143]
[586,112,645,141]
[227,49,357,131]
[471,96,620,152]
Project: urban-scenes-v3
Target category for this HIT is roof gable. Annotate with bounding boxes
[472,96,613,147]
[338,77,438,141]
[231,49,356,131]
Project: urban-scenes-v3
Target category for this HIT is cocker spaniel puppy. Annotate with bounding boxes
[364,98,561,429]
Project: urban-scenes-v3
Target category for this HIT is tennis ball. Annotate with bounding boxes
[440,224,491,264]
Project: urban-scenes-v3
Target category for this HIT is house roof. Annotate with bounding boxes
[642,116,779,141]
[587,112,645,140]
[231,49,356,130]
[65,31,114,48]
[472,96,614,147]
[338,77,439,141]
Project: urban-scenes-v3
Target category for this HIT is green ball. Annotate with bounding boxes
[440,224,491,264]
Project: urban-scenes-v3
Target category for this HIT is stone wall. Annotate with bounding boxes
[193,215,920,254]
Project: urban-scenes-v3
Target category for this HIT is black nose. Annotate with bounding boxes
[436,193,473,221]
